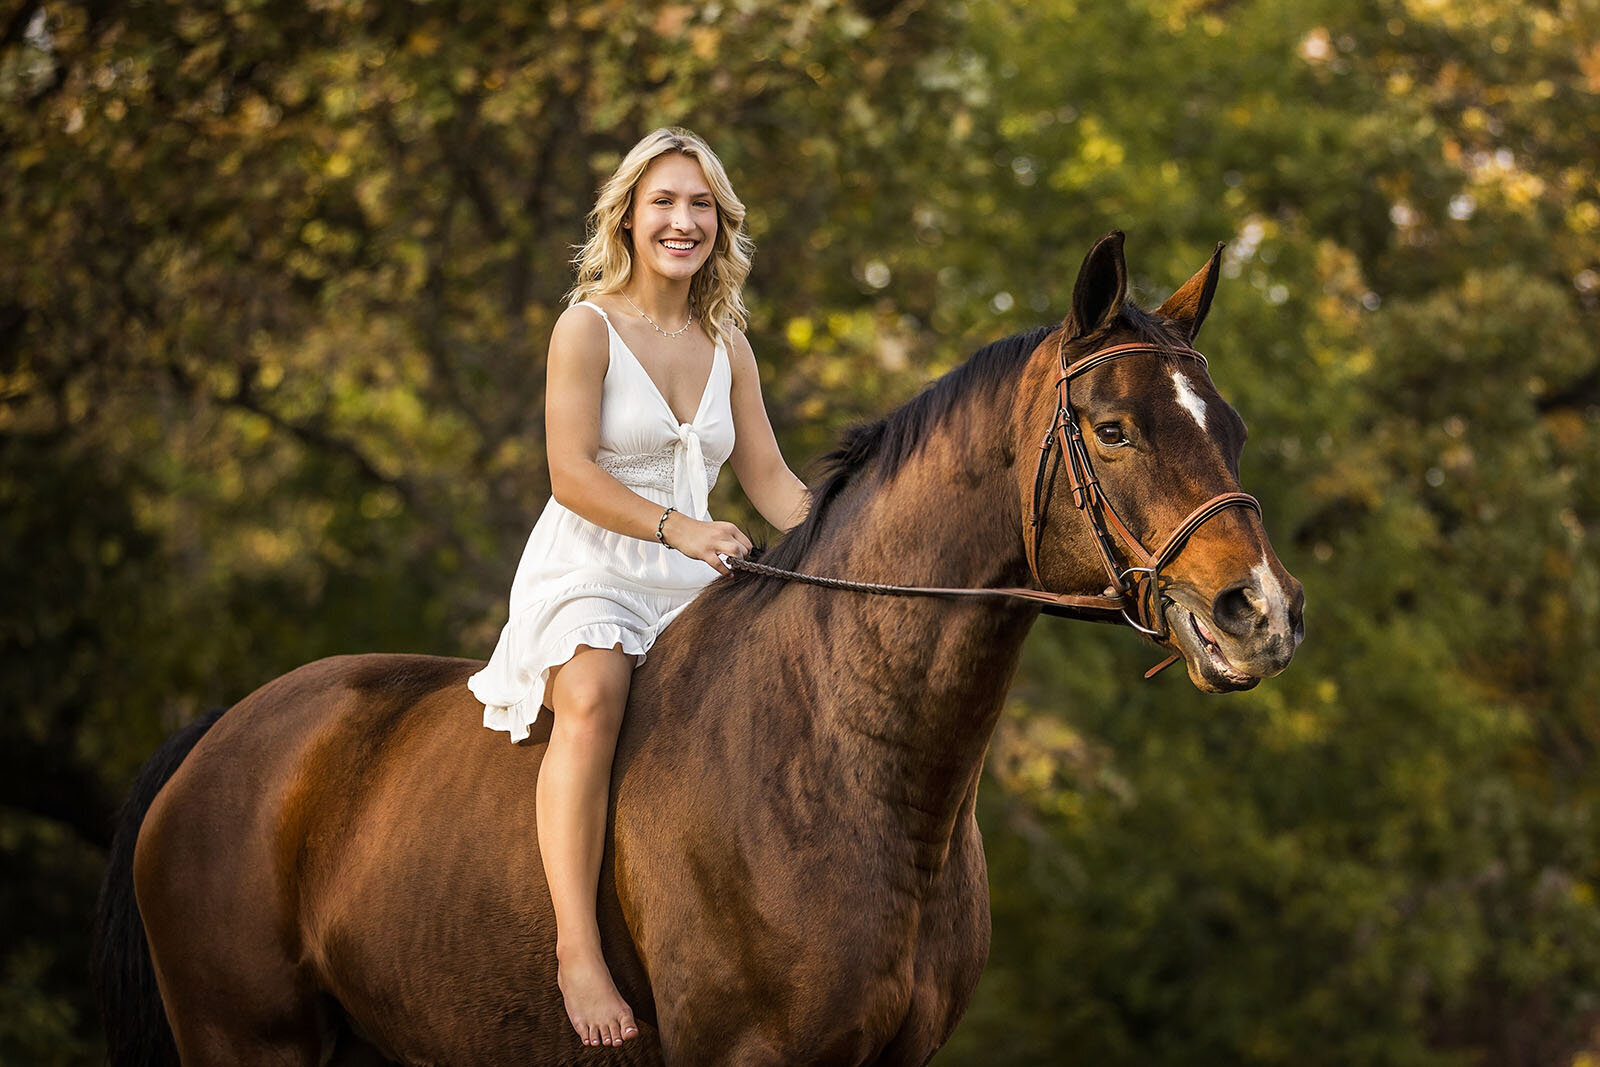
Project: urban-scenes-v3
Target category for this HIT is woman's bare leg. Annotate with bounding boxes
[539,645,640,1048]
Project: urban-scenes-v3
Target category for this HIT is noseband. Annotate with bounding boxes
[727,333,1263,678]
[1025,337,1261,646]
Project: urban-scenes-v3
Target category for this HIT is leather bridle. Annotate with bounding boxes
[727,332,1264,678]
[1024,336,1261,650]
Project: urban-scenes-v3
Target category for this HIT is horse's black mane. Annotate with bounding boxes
[716,303,1182,605]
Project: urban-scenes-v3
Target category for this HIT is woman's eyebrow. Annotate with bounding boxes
[642,186,714,199]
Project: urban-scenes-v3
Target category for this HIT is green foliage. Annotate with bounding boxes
[2,0,1596,1061]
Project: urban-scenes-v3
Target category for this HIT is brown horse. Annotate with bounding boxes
[95,233,1303,1066]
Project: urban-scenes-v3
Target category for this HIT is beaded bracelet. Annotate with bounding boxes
[655,506,677,548]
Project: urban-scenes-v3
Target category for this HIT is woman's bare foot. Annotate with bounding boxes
[557,950,639,1048]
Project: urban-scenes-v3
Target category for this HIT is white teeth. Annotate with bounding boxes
[662,239,696,249]
[1186,609,1250,683]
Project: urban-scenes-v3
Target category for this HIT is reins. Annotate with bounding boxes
[728,334,1262,680]
[725,556,1134,621]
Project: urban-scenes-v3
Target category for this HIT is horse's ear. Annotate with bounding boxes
[1157,243,1225,344]
[1066,231,1128,338]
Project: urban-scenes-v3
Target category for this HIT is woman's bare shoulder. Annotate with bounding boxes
[549,302,612,373]
[722,323,757,372]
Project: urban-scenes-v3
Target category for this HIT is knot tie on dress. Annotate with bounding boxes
[672,421,709,518]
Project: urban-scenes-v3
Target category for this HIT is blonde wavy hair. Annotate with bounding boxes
[567,128,754,347]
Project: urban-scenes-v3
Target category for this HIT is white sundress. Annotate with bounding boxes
[467,301,736,742]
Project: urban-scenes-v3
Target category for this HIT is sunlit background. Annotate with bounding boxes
[3,0,1598,1061]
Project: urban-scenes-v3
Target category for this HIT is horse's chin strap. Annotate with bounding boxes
[1022,338,1263,677]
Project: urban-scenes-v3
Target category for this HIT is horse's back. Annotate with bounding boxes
[130,654,449,1057]
[139,653,491,882]
[133,653,446,942]
[132,653,630,1063]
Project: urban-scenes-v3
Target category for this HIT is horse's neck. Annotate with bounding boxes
[795,402,1036,850]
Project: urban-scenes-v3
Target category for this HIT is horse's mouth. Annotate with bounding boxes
[1165,600,1259,693]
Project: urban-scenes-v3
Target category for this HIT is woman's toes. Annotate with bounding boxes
[621,1018,638,1041]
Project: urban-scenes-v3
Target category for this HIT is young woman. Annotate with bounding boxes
[467,129,809,1049]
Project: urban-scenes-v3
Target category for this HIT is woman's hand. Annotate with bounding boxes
[661,512,752,576]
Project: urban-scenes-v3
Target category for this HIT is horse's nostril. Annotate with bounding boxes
[1211,583,1263,638]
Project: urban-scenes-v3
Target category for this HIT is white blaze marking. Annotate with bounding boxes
[1252,555,1288,631]
[1171,370,1209,430]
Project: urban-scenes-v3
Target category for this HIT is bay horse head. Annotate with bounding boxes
[1020,232,1305,691]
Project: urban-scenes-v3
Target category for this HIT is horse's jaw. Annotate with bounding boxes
[1161,599,1265,694]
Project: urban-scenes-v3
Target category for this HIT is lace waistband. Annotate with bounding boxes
[598,444,719,498]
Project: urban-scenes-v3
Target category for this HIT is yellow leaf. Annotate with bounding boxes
[691,26,720,61]
[786,317,814,350]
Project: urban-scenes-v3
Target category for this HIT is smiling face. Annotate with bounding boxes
[625,152,719,286]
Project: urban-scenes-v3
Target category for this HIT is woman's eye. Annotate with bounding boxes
[1095,424,1126,446]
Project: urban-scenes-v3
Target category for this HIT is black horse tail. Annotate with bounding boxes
[91,707,227,1067]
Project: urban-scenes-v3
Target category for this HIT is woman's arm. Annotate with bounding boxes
[725,328,810,532]
[545,305,751,574]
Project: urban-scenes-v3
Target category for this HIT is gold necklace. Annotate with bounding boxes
[621,291,694,338]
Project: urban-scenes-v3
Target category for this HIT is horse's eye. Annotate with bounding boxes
[1095,424,1126,446]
